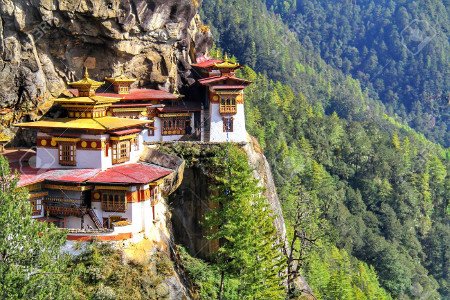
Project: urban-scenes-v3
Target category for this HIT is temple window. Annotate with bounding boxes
[148,128,155,136]
[111,140,131,164]
[162,117,190,135]
[58,143,76,166]
[133,137,139,151]
[223,117,234,132]
[30,199,42,216]
[101,192,126,212]
[220,97,237,114]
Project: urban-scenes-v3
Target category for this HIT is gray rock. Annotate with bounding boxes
[0,0,212,137]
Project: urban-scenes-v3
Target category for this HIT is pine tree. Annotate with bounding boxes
[0,155,72,299]
[204,145,286,299]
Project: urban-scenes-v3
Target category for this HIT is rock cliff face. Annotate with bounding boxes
[0,0,212,133]
[165,141,287,259]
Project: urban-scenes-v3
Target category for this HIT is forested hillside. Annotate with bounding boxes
[201,0,449,298]
[265,0,449,146]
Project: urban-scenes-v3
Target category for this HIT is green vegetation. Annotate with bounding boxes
[201,1,449,297]
[239,66,448,299]
[202,0,449,146]
[69,243,176,300]
[0,155,72,299]
[205,145,286,299]
[266,0,449,146]
[305,243,392,300]
[163,144,286,299]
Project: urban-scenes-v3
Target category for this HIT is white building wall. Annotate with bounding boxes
[209,103,247,143]
[141,114,195,143]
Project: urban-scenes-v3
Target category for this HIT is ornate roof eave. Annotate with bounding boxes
[105,74,136,84]
[67,68,104,90]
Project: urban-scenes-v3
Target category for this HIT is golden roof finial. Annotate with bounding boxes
[68,68,105,97]
[224,53,229,62]
[83,67,89,79]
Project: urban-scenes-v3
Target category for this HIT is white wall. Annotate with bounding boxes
[36,133,145,170]
[209,103,247,143]
[141,114,195,143]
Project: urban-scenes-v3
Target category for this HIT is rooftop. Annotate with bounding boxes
[198,75,251,86]
[70,89,180,101]
[4,149,173,187]
[14,116,150,131]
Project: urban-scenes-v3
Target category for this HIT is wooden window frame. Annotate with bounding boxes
[58,142,76,166]
[111,140,131,164]
[161,117,190,136]
[101,192,127,212]
[223,117,234,132]
[30,199,42,216]
[219,97,237,114]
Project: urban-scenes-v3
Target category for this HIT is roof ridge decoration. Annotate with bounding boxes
[67,68,105,97]
[214,53,240,70]
[105,73,136,84]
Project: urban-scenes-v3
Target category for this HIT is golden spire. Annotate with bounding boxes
[68,68,105,97]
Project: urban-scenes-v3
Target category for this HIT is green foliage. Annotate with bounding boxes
[202,0,449,146]
[0,155,72,299]
[232,67,447,298]
[69,243,175,300]
[266,0,449,146]
[201,1,449,294]
[178,246,241,300]
[204,145,286,299]
[305,244,392,300]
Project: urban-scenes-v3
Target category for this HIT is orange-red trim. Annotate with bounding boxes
[66,232,132,241]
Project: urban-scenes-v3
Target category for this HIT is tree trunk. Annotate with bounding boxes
[218,270,225,300]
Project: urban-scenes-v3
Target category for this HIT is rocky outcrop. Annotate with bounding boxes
[164,141,287,259]
[0,0,213,136]
[243,135,287,241]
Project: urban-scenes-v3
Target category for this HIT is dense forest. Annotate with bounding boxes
[266,0,449,146]
[201,0,449,299]
[202,0,449,146]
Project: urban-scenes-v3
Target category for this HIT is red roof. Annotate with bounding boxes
[192,59,223,69]
[69,89,179,101]
[211,85,248,91]
[198,75,251,86]
[109,128,142,136]
[87,163,172,185]
[156,102,202,113]
[4,149,172,187]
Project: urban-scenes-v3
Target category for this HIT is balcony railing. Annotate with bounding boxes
[44,205,86,217]
[101,202,127,213]
[45,196,82,204]
[219,105,237,114]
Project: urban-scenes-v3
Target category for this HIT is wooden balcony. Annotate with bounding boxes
[45,196,82,204]
[101,203,127,213]
[219,105,237,114]
[45,205,86,217]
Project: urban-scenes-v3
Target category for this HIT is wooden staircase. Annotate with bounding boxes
[87,208,103,229]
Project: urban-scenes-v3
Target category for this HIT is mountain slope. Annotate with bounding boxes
[201,0,449,298]
[268,0,449,145]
